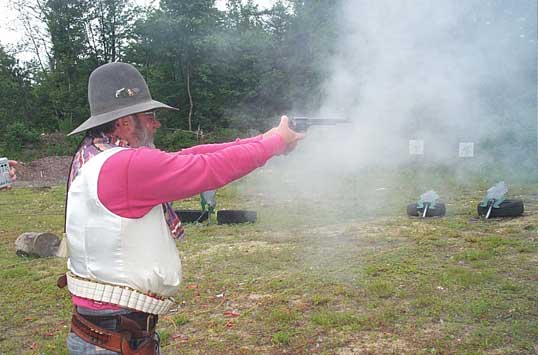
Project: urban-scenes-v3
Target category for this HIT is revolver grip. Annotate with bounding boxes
[289,119,308,132]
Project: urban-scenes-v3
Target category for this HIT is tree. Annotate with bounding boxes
[42,0,94,130]
[156,0,221,131]
[225,0,278,128]
[283,0,341,112]
[0,46,38,152]
[12,0,138,132]
[0,47,33,126]
[86,0,136,64]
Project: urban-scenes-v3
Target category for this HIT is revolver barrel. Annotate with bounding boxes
[290,117,351,132]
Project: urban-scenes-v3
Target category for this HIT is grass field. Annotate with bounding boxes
[0,165,537,354]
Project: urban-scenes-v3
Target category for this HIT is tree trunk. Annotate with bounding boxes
[186,63,193,131]
[111,4,117,62]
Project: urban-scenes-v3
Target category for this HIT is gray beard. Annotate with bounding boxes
[134,118,155,148]
[139,133,155,148]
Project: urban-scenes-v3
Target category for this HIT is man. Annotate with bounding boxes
[61,62,303,354]
[1,160,17,190]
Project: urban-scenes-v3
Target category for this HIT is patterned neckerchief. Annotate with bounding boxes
[68,133,185,241]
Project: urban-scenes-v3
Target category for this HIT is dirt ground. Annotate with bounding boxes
[14,156,72,187]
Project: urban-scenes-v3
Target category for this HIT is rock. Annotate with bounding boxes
[15,232,61,258]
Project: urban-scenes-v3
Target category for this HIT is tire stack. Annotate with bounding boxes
[175,209,257,224]
[217,210,257,224]
[477,199,524,218]
[406,202,446,217]
[175,210,209,223]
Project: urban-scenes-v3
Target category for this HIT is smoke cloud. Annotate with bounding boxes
[240,0,537,278]
[314,0,537,167]
[246,0,537,214]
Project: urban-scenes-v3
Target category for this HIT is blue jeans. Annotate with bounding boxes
[67,307,161,355]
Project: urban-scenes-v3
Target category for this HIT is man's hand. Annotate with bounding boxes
[1,160,17,190]
[9,160,17,181]
[263,116,305,154]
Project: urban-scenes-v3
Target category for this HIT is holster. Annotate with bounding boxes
[70,308,158,355]
[121,336,157,355]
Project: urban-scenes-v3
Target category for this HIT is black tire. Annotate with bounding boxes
[477,199,524,218]
[174,209,208,223]
[407,202,446,217]
[407,203,418,216]
[217,210,257,224]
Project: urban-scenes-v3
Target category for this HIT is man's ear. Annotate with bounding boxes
[117,117,131,127]
[111,117,131,137]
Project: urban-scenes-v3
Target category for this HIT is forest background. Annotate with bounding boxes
[0,0,342,160]
[0,0,535,166]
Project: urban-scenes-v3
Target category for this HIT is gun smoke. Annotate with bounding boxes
[319,0,536,168]
[240,0,537,279]
[255,0,536,192]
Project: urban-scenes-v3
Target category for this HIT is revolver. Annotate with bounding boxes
[289,117,351,132]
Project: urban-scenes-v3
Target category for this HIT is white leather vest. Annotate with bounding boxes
[66,147,181,298]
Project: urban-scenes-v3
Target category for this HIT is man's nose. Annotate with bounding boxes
[153,119,161,129]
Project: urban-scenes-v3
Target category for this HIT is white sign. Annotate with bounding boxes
[409,140,424,155]
[459,142,474,158]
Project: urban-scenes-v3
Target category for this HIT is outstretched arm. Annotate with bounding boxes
[178,136,263,155]
[98,116,304,218]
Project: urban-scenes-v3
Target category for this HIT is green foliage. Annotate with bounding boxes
[2,132,81,161]
[155,129,199,151]
[2,122,40,153]
[205,127,246,143]
[0,47,34,134]
[173,314,190,327]
[155,126,253,152]
[57,116,74,133]
[271,330,293,345]
[37,134,81,158]
[2,0,535,169]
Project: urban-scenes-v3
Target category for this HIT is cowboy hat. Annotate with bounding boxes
[69,62,178,135]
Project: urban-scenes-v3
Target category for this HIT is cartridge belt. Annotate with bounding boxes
[63,272,176,315]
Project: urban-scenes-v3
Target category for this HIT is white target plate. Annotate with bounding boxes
[409,140,424,155]
[459,142,474,158]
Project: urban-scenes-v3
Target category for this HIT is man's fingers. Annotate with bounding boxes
[279,115,289,128]
[7,161,17,182]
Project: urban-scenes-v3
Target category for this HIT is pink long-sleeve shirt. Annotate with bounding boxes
[73,134,286,310]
